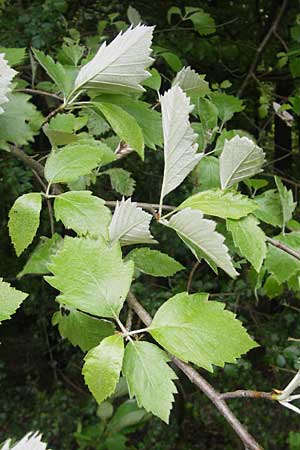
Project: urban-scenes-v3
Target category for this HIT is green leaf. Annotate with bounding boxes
[108,399,148,433]
[220,136,265,189]
[0,93,42,147]
[143,68,161,91]
[179,189,257,219]
[163,209,238,278]
[0,278,28,322]
[275,176,296,229]
[243,178,268,192]
[43,113,80,147]
[0,47,26,66]
[192,156,220,191]
[264,233,300,283]
[123,341,177,423]
[196,98,218,135]
[18,233,62,278]
[44,143,103,184]
[253,189,283,227]
[227,215,266,272]
[32,49,75,99]
[214,129,255,156]
[45,237,133,318]
[52,308,115,352]
[54,191,111,238]
[95,95,163,150]
[167,6,182,23]
[83,335,124,404]
[127,248,184,276]
[8,193,42,256]
[210,93,244,122]
[160,52,182,71]
[104,168,136,196]
[262,275,283,299]
[95,102,144,159]
[149,292,257,371]
[127,5,141,25]
[188,10,216,35]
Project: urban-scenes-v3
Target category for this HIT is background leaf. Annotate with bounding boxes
[0,278,28,322]
[126,248,184,276]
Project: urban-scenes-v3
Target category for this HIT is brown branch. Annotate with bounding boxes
[266,237,300,261]
[10,146,45,179]
[187,261,200,293]
[105,200,175,212]
[220,390,275,401]
[238,0,288,97]
[15,88,63,101]
[126,291,263,450]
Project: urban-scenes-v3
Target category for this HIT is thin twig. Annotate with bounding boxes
[126,291,263,450]
[238,0,288,97]
[187,261,200,293]
[266,237,300,261]
[42,103,64,126]
[220,390,275,401]
[105,200,175,212]
[15,88,63,101]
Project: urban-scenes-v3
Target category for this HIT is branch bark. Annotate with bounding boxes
[126,291,263,450]
[238,0,288,97]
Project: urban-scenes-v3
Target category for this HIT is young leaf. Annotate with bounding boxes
[227,215,266,272]
[178,189,257,219]
[32,49,75,100]
[253,189,282,227]
[264,233,300,283]
[149,292,257,371]
[123,341,177,423]
[104,168,136,196]
[95,102,144,159]
[8,193,42,256]
[109,198,156,246]
[74,25,154,94]
[52,308,115,352]
[18,234,62,278]
[0,278,28,322]
[163,208,238,278]
[0,53,17,114]
[210,92,244,122]
[220,136,265,189]
[159,85,203,207]
[44,143,103,184]
[94,95,163,150]
[275,176,296,229]
[172,66,210,97]
[45,237,134,318]
[126,248,184,277]
[83,335,124,404]
[54,191,111,238]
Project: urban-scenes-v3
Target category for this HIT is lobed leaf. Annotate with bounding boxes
[178,188,257,219]
[123,341,177,422]
[54,191,111,238]
[52,308,115,352]
[45,236,134,318]
[0,278,28,323]
[149,292,258,371]
[83,335,124,404]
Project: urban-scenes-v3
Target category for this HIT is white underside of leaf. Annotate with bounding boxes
[2,432,49,450]
[74,25,154,94]
[109,198,156,245]
[163,208,238,278]
[220,135,265,189]
[0,53,17,114]
[172,66,206,95]
[159,85,203,207]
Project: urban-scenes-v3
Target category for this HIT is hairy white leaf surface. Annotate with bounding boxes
[2,432,50,450]
[220,136,265,189]
[74,25,154,94]
[0,53,17,113]
[172,66,209,95]
[109,198,156,245]
[159,85,202,208]
[163,208,238,278]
